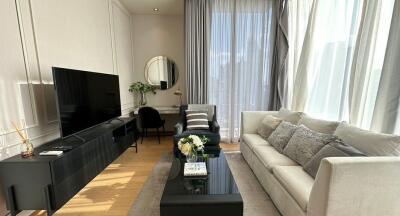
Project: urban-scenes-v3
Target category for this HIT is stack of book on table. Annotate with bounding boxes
[184,162,207,177]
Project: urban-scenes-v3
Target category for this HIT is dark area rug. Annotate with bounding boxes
[128,151,280,216]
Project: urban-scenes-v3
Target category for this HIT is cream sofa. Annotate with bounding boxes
[240,111,400,216]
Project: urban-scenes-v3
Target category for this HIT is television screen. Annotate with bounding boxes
[52,67,121,138]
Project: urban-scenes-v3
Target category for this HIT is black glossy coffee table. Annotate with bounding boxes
[160,151,243,216]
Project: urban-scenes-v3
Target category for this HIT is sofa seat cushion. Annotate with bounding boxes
[273,166,315,211]
[242,133,270,150]
[253,145,298,172]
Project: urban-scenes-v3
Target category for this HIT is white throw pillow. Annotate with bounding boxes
[276,108,305,125]
[298,115,339,134]
[257,115,283,139]
[334,122,400,156]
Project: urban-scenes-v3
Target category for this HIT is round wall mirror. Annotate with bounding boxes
[145,56,178,90]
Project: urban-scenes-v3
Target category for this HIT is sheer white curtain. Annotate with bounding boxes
[292,0,364,120]
[349,0,395,129]
[287,0,313,108]
[208,0,276,142]
[372,0,400,134]
[288,0,396,131]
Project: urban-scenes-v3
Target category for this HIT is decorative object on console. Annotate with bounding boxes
[11,121,34,158]
[129,81,157,106]
[178,135,208,163]
[174,88,183,106]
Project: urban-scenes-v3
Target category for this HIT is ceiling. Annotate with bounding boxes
[120,0,184,15]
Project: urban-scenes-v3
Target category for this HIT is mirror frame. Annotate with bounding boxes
[144,56,179,90]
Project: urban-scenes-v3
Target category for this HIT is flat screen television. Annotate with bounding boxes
[52,67,121,138]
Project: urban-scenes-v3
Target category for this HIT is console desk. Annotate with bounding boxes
[0,117,139,216]
[133,106,180,114]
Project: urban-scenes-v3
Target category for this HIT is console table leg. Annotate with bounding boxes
[43,185,54,216]
[6,186,17,216]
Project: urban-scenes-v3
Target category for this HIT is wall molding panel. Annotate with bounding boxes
[0,0,134,161]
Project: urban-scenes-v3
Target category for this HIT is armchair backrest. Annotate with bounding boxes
[187,104,216,121]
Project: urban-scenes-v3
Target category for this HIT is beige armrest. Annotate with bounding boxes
[308,157,400,216]
[240,111,277,135]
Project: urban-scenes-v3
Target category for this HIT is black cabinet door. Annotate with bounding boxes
[0,163,52,210]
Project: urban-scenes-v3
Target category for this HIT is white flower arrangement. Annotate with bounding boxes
[177,135,208,156]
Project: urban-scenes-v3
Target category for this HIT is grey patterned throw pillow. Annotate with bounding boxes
[267,121,298,153]
[283,125,335,166]
[303,139,366,178]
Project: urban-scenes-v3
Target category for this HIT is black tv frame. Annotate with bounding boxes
[52,67,122,140]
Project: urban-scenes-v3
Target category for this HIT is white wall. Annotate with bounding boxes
[0,0,134,161]
[132,14,185,107]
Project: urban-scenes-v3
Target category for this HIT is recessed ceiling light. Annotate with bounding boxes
[153,8,159,11]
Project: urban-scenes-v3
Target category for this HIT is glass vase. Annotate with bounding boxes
[186,152,198,163]
[20,139,34,158]
[140,92,147,106]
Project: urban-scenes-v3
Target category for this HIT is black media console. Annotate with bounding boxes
[0,117,139,216]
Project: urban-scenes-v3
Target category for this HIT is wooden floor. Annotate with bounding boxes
[32,136,239,216]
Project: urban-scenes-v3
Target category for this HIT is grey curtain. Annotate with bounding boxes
[371,0,400,133]
[185,0,210,104]
[268,0,289,111]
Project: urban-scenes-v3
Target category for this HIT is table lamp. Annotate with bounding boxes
[174,89,183,106]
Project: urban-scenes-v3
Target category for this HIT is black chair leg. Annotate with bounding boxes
[141,128,145,144]
[162,125,166,135]
[156,128,160,144]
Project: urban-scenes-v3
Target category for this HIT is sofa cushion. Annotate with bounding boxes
[253,145,298,172]
[298,115,339,134]
[257,115,283,139]
[283,125,334,166]
[276,108,305,124]
[242,133,270,150]
[303,139,366,178]
[273,166,315,211]
[334,122,400,156]
[268,121,298,153]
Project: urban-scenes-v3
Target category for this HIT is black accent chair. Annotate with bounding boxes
[138,107,165,144]
[173,104,221,156]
